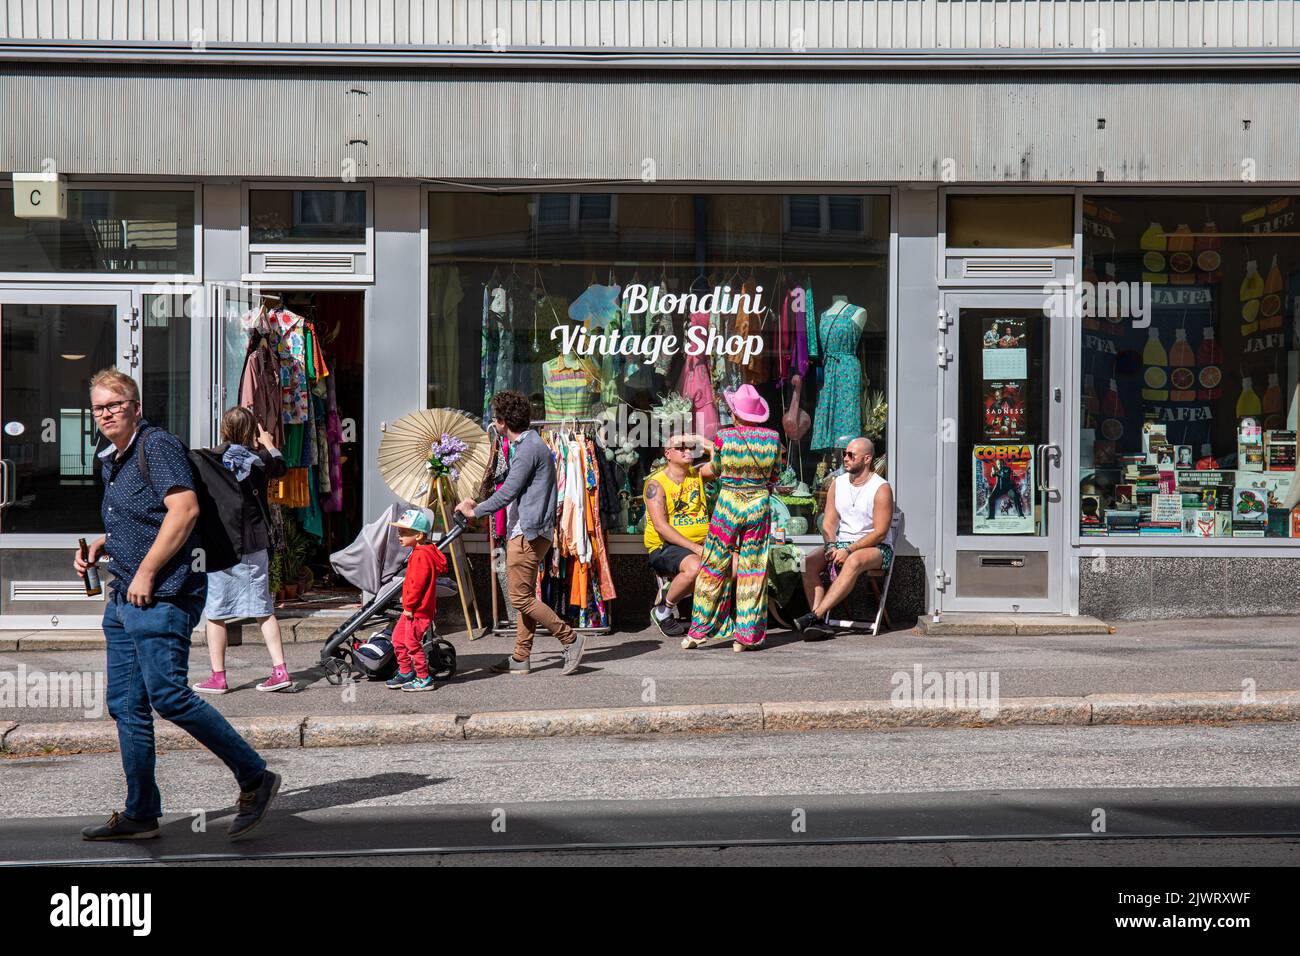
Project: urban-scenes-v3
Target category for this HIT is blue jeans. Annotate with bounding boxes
[103,590,267,820]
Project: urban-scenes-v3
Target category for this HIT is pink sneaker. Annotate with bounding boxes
[193,672,228,695]
[256,665,292,693]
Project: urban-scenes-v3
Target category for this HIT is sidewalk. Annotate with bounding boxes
[3,616,1299,751]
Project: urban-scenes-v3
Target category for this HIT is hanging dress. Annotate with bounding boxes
[677,311,721,440]
[810,301,866,452]
[687,424,782,648]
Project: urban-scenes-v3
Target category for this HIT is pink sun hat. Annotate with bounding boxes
[725,384,770,424]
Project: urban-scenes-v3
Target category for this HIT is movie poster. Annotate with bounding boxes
[972,444,1036,534]
[983,381,1027,439]
[981,316,1029,380]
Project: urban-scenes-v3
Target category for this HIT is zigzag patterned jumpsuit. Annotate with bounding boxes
[687,425,782,647]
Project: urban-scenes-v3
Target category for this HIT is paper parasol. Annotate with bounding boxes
[377,408,490,507]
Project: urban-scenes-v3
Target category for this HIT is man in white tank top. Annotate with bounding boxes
[795,438,895,641]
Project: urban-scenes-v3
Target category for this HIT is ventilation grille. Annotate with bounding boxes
[10,581,104,602]
[963,258,1056,278]
[262,252,355,274]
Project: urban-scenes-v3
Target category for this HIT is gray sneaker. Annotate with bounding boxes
[560,633,588,675]
[490,656,531,675]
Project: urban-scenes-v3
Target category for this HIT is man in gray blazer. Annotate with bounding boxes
[457,390,587,676]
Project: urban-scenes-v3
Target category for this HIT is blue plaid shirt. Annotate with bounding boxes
[98,420,205,600]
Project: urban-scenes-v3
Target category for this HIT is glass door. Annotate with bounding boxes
[0,289,134,627]
[939,291,1067,613]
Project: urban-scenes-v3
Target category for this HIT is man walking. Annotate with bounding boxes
[456,389,587,675]
[794,438,895,641]
[74,369,280,841]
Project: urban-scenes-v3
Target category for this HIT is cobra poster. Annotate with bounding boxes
[972,444,1035,534]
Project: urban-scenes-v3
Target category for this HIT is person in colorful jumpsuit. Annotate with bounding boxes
[682,384,783,653]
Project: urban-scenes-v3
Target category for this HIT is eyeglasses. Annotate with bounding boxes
[90,399,138,418]
[843,451,859,459]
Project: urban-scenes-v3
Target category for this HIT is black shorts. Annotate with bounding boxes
[648,544,694,577]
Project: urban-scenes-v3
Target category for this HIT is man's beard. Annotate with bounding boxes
[846,460,867,476]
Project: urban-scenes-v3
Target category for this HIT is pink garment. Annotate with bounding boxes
[322,375,344,513]
[677,312,721,441]
[492,436,509,539]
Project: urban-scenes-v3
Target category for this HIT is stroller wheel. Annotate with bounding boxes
[323,657,350,685]
[426,638,457,680]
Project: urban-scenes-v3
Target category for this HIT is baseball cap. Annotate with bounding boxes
[390,509,433,535]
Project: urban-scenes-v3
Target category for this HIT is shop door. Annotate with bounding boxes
[0,289,134,628]
[937,291,1067,613]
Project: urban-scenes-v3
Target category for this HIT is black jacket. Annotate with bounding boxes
[190,445,288,557]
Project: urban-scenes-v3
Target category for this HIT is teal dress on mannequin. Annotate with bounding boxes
[810,300,865,452]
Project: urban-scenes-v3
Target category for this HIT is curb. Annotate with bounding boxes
[4,690,1300,756]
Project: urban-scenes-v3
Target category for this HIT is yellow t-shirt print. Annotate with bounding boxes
[643,468,711,551]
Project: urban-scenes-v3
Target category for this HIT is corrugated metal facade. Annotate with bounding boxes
[2,0,1299,50]
[1,67,1295,181]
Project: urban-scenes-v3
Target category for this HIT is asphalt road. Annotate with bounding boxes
[4,616,1299,723]
[3,724,1298,866]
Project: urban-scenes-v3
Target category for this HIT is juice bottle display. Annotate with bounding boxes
[1193,220,1221,252]
[1261,255,1285,328]
[1240,260,1264,300]
[1240,260,1264,332]
[1236,376,1263,418]
[1139,222,1167,251]
[1083,373,1099,417]
[1262,372,1284,415]
[1197,327,1224,365]
[1101,378,1124,418]
[1167,224,1194,253]
[1168,329,1195,367]
[1195,220,1223,282]
[1265,255,1284,295]
[1140,223,1168,285]
[1141,327,1167,367]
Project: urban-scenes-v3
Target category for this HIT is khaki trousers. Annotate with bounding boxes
[506,535,575,660]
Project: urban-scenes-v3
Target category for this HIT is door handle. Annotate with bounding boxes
[0,458,14,509]
[1036,444,1061,494]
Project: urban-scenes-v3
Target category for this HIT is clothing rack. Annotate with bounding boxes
[489,416,615,638]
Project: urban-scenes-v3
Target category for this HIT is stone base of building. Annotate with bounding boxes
[1080,556,1300,620]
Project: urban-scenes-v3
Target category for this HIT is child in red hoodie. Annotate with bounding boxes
[385,509,448,692]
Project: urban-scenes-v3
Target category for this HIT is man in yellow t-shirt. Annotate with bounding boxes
[644,436,713,638]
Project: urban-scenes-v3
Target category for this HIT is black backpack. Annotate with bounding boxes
[136,427,241,574]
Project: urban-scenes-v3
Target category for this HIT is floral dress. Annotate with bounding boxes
[810,302,865,451]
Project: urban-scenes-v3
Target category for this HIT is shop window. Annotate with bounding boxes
[141,293,192,444]
[249,189,366,244]
[428,191,891,540]
[786,196,866,237]
[1079,195,1300,540]
[534,193,617,232]
[0,187,195,273]
[946,195,1073,249]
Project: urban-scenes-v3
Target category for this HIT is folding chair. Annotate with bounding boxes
[821,508,902,637]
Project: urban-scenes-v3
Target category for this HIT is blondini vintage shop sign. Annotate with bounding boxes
[550,283,766,366]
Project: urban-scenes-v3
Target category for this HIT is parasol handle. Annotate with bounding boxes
[434,482,478,637]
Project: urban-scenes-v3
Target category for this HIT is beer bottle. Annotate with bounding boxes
[79,538,102,597]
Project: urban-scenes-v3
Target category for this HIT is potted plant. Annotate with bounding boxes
[280,523,311,601]
[268,551,283,600]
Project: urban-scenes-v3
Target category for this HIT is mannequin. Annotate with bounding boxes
[810,296,867,451]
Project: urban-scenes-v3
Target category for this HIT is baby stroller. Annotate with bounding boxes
[319,505,466,685]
